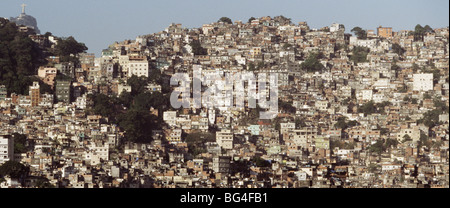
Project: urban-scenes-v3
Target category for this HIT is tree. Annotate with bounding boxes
[54,36,88,63]
[0,19,47,95]
[185,132,215,156]
[0,161,29,179]
[127,75,148,96]
[251,156,270,167]
[247,62,256,71]
[218,17,232,24]
[300,52,325,72]
[117,109,158,143]
[350,46,370,64]
[369,140,385,155]
[248,17,256,23]
[279,100,296,113]
[334,117,359,130]
[12,133,27,154]
[351,27,367,39]
[418,109,442,128]
[402,134,412,143]
[33,177,55,188]
[189,40,208,55]
[392,43,405,56]
[358,100,378,116]
[423,25,433,33]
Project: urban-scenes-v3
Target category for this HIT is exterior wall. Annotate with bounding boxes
[0,135,14,165]
[413,73,433,91]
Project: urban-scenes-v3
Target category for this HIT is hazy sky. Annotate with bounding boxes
[1,0,449,56]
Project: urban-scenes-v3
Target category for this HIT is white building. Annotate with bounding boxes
[0,135,14,165]
[216,129,233,150]
[413,73,433,91]
[128,59,150,78]
[163,111,177,126]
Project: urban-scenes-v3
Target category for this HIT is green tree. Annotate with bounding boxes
[412,24,427,41]
[33,177,55,188]
[0,19,47,95]
[12,133,27,154]
[300,52,325,72]
[117,109,158,143]
[418,109,442,128]
[218,17,232,24]
[248,17,256,23]
[369,140,385,155]
[350,46,370,64]
[127,75,148,96]
[402,134,412,143]
[358,100,378,116]
[0,161,29,179]
[247,62,256,71]
[251,156,271,167]
[189,40,208,55]
[351,27,367,39]
[185,132,216,156]
[54,36,88,63]
[392,43,405,56]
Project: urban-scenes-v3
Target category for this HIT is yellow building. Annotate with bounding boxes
[377,26,393,38]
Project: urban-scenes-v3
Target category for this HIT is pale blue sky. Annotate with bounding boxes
[1,0,449,56]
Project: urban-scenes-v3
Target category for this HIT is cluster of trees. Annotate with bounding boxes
[368,138,399,154]
[300,52,325,72]
[334,117,359,130]
[358,101,391,116]
[278,99,296,113]
[53,36,88,64]
[0,160,29,179]
[350,46,370,64]
[0,19,87,96]
[247,61,265,71]
[330,140,355,150]
[416,96,449,129]
[392,43,406,56]
[351,27,367,39]
[189,39,207,56]
[88,75,171,144]
[251,156,271,167]
[12,133,28,154]
[0,19,47,95]
[184,132,216,156]
[409,24,434,41]
[218,17,233,24]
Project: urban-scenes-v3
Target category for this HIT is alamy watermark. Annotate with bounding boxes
[170,65,278,119]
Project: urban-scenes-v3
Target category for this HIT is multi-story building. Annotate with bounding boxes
[0,85,7,100]
[29,82,40,107]
[127,56,150,78]
[55,80,71,103]
[0,135,14,165]
[212,156,231,173]
[413,73,433,91]
[377,26,393,38]
[216,129,233,150]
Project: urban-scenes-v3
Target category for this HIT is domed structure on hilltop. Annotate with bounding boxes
[10,4,40,34]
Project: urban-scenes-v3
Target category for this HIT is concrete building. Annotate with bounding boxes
[0,135,14,165]
[377,26,393,38]
[55,80,71,103]
[216,129,233,150]
[127,56,150,78]
[0,85,6,100]
[212,156,231,173]
[29,82,40,107]
[413,73,433,91]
